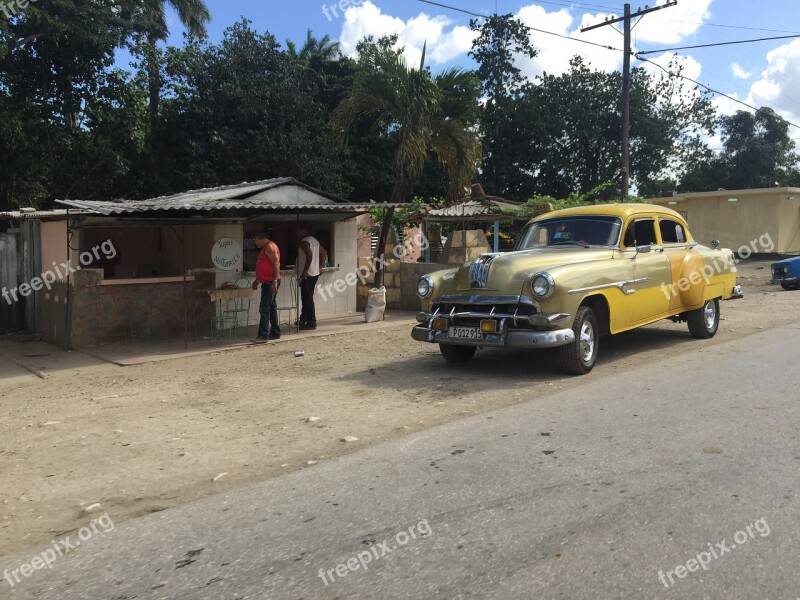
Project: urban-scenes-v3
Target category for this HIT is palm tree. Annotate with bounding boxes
[331,41,481,284]
[287,29,341,62]
[332,42,481,204]
[142,0,210,126]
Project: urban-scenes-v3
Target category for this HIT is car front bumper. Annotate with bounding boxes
[411,325,575,348]
[771,276,798,285]
[411,310,575,348]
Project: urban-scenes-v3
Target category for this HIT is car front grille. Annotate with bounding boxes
[468,255,498,288]
[430,301,537,328]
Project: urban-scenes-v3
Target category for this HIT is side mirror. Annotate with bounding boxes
[636,244,652,254]
[711,239,720,250]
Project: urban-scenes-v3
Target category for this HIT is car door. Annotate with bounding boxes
[657,216,702,312]
[620,217,673,323]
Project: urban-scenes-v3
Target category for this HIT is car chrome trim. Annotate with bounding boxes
[437,294,538,307]
[531,271,555,299]
[411,324,575,349]
[416,275,434,298]
[414,309,570,329]
[568,277,649,296]
[468,254,500,289]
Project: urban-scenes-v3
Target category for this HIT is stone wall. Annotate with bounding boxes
[41,269,212,349]
[439,229,491,264]
[356,228,491,313]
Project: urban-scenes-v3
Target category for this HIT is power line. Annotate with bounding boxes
[416,0,619,16]
[416,0,483,18]
[414,1,800,136]
[635,54,800,131]
[638,34,800,55]
[653,19,800,35]
[416,0,623,53]
[581,2,679,198]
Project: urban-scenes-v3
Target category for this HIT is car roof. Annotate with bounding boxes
[530,203,685,223]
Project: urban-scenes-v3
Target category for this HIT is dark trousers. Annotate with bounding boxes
[257,280,281,338]
[299,275,319,326]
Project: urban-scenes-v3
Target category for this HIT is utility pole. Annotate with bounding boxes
[582,1,678,199]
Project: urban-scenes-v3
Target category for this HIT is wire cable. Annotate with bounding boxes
[416,0,623,53]
[635,54,800,131]
[638,34,800,55]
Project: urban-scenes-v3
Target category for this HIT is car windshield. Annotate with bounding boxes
[516,216,622,250]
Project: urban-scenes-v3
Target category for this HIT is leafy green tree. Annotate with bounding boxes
[136,0,210,127]
[332,38,482,204]
[0,1,145,209]
[331,36,481,283]
[469,14,538,198]
[153,20,349,196]
[681,107,799,191]
[475,55,716,200]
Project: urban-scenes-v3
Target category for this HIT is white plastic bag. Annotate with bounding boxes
[364,286,386,323]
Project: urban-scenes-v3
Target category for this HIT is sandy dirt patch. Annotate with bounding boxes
[0,258,797,557]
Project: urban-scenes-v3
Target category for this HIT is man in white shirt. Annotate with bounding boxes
[296,224,328,330]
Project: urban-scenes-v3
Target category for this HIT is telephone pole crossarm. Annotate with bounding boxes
[580,1,678,33]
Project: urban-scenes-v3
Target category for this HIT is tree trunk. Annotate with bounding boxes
[146,36,161,191]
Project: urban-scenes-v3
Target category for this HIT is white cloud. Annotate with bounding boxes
[514,5,620,79]
[730,63,753,80]
[338,1,477,67]
[336,1,715,86]
[637,52,703,83]
[630,0,712,45]
[745,39,800,126]
[510,1,713,82]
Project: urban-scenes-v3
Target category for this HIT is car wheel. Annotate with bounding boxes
[780,281,800,291]
[687,298,719,339]
[439,343,476,363]
[558,306,599,375]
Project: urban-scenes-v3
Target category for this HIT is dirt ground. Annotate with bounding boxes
[1,258,797,558]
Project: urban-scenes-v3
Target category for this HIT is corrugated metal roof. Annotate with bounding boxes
[0,209,91,220]
[54,178,400,216]
[423,198,529,221]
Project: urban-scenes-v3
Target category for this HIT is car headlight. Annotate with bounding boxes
[531,272,555,299]
[417,275,434,298]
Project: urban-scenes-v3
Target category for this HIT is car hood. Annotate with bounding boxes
[450,247,616,291]
[772,256,800,268]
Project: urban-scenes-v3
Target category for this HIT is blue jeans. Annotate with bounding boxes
[257,280,281,338]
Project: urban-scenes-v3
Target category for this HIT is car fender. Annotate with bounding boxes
[673,249,707,308]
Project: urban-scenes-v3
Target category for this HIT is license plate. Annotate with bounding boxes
[448,326,483,340]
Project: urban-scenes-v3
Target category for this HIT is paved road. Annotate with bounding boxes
[3,323,800,599]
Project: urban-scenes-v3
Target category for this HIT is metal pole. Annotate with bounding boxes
[493,220,500,253]
[621,3,631,199]
[182,210,188,350]
[581,1,678,201]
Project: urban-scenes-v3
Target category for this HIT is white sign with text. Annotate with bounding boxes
[211,238,242,271]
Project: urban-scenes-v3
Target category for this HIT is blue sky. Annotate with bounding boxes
[157,0,800,136]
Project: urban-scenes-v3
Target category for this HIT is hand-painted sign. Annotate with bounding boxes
[211,238,242,271]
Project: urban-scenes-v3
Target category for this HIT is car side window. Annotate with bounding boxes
[659,219,686,244]
[623,219,657,247]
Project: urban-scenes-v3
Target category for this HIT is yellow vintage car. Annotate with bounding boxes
[412,203,743,374]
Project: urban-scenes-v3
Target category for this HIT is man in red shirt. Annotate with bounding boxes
[251,232,281,343]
